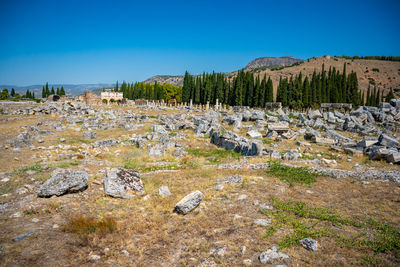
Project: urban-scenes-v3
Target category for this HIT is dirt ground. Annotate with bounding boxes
[0,106,399,267]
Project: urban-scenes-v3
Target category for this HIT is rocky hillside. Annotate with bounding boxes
[142,75,185,86]
[143,56,400,98]
[252,56,400,98]
[244,56,303,71]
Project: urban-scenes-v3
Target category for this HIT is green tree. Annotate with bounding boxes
[1,88,9,99]
[11,88,15,97]
[385,88,395,102]
[60,86,65,96]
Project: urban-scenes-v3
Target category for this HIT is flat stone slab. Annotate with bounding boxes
[104,168,144,198]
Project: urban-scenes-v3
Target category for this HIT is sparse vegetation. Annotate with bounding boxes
[266,163,317,186]
[261,198,400,258]
[187,148,241,163]
[66,215,117,235]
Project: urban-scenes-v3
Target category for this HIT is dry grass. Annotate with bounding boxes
[0,106,399,266]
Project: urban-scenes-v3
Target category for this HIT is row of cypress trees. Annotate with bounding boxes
[276,63,361,109]
[182,71,273,107]
[41,82,66,98]
[182,63,362,108]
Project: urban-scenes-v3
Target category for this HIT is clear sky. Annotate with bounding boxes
[0,0,399,86]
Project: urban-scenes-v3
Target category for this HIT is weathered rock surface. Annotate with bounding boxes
[37,169,89,197]
[259,246,289,264]
[174,190,204,214]
[300,238,320,251]
[104,168,144,198]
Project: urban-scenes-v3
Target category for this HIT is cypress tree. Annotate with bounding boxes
[56,88,60,95]
[259,75,267,107]
[42,86,45,98]
[266,77,274,103]
[11,88,15,97]
[386,88,395,102]
[51,87,55,95]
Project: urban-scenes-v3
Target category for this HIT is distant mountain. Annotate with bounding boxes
[0,83,113,97]
[244,56,303,71]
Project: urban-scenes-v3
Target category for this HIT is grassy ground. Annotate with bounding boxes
[0,106,399,266]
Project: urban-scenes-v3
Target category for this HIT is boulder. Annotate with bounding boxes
[158,185,171,197]
[174,190,204,214]
[104,168,144,198]
[259,246,289,264]
[300,238,320,251]
[37,169,89,197]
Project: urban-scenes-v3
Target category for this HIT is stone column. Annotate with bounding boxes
[206,101,209,110]
[190,99,193,108]
[215,99,219,111]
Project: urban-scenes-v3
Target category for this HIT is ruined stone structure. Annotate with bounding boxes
[321,103,353,112]
[101,89,123,104]
[79,91,101,105]
[265,102,282,109]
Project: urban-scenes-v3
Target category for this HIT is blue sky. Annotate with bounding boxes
[0,0,399,85]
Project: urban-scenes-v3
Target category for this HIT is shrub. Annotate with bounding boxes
[266,163,317,186]
[67,215,117,235]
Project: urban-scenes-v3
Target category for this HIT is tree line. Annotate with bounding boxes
[276,63,363,108]
[1,88,36,100]
[182,71,273,107]
[41,82,66,98]
[339,55,400,62]
[181,64,366,108]
[113,80,182,102]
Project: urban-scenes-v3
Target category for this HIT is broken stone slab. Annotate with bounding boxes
[311,136,335,145]
[300,238,320,251]
[356,138,378,149]
[104,168,144,198]
[386,152,400,163]
[247,130,262,138]
[267,123,289,133]
[258,246,289,264]
[173,190,204,214]
[37,169,89,197]
[344,147,363,156]
[378,134,399,148]
[216,174,243,185]
[325,130,352,142]
[368,147,396,161]
[307,109,322,120]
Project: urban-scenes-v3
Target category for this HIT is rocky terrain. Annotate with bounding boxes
[0,100,399,266]
[244,56,303,71]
